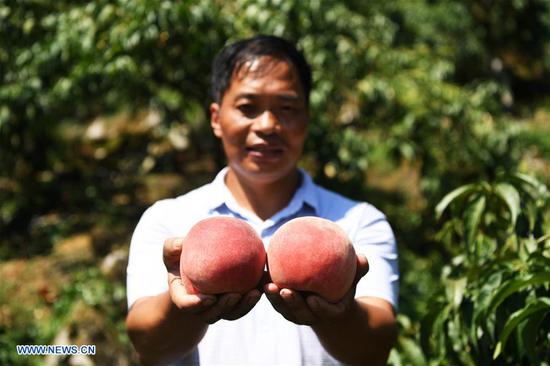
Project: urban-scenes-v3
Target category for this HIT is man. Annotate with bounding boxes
[126,35,398,365]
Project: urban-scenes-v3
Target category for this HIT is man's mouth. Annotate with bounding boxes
[246,144,285,160]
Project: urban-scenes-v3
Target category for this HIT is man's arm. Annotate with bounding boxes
[126,237,262,365]
[311,297,397,365]
[265,254,397,366]
[126,292,209,365]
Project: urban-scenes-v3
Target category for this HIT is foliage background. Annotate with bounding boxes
[1,0,549,365]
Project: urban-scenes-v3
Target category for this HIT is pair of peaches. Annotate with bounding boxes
[180,216,357,303]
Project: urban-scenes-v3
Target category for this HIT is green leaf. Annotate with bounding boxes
[511,173,549,199]
[471,268,506,340]
[493,298,550,359]
[535,233,550,246]
[394,336,427,366]
[435,183,478,220]
[421,302,451,357]
[464,194,486,251]
[447,277,467,309]
[495,182,521,227]
[517,308,547,364]
[486,272,550,317]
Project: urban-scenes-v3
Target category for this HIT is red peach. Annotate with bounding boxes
[267,216,356,302]
[180,217,265,295]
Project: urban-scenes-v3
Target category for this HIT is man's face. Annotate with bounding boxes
[210,56,309,184]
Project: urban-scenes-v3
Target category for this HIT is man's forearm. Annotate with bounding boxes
[126,291,208,365]
[312,297,397,366]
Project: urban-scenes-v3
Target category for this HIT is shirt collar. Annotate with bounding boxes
[205,167,319,218]
[294,168,319,212]
[205,167,234,211]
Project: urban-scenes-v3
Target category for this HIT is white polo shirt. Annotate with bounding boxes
[127,168,399,365]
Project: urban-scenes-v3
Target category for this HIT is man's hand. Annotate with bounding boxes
[164,237,262,324]
[264,254,369,325]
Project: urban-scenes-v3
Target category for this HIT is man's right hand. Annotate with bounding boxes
[163,237,262,324]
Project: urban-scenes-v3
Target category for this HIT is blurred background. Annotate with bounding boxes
[1,1,549,365]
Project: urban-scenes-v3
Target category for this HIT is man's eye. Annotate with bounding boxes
[237,104,258,116]
[281,105,297,112]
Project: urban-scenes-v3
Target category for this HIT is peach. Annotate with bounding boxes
[179,216,265,295]
[267,217,356,302]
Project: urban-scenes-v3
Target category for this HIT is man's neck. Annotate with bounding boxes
[225,169,301,221]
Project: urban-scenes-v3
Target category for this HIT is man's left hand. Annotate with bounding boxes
[264,254,369,325]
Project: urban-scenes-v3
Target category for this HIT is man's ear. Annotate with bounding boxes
[210,103,222,138]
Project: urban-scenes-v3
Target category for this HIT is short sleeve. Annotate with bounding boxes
[126,201,172,309]
[352,205,399,310]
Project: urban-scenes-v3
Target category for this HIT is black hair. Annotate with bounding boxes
[211,34,312,104]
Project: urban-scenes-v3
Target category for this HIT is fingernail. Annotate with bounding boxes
[281,289,293,299]
[173,238,184,248]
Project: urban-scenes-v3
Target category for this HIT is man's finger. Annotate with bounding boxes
[198,293,242,324]
[264,283,295,321]
[163,237,185,272]
[168,272,216,311]
[264,283,287,309]
[223,290,262,320]
[279,289,317,325]
[306,295,346,319]
[355,254,369,282]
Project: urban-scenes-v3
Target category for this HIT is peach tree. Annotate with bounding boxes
[422,173,550,365]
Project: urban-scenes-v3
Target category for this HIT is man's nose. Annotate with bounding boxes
[253,110,279,133]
